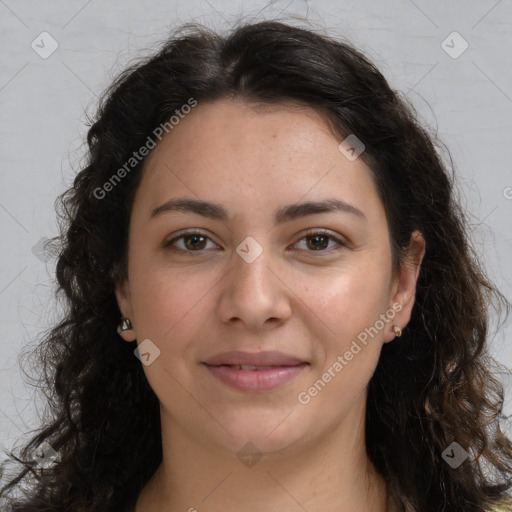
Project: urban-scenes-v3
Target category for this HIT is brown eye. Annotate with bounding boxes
[182,234,207,250]
[163,232,218,253]
[306,234,330,251]
[293,230,345,254]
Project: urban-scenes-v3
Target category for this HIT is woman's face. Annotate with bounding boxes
[115,98,424,457]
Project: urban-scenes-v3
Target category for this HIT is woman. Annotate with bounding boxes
[1,19,511,512]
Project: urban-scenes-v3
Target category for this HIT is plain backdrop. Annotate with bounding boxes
[1,0,511,462]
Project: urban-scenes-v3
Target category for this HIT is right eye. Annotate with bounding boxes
[163,231,220,254]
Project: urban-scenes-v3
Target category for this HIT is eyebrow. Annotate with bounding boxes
[150,197,367,224]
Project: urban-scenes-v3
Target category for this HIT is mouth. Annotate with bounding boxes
[202,361,309,392]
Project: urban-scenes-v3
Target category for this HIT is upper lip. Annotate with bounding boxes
[203,351,307,367]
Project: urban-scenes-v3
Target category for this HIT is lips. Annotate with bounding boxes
[202,351,309,392]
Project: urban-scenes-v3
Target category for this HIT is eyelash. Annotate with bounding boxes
[162,229,346,255]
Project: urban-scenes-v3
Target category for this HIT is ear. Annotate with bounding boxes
[384,230,426,342]
[114,277,136,342]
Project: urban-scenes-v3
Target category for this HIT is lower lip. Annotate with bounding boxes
[203,363,308,392]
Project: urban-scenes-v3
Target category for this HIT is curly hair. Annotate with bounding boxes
[1,19,512,512]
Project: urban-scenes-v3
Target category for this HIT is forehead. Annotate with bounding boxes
[133,98,384,227]
[148,98,342,164]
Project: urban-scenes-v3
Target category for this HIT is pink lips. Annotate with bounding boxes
[202,350,309,392]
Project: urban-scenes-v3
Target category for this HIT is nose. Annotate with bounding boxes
[215,239,292,332]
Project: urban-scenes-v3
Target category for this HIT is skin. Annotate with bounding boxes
[115,98,425,512]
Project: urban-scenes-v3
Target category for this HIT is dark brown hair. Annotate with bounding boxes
[1,19,511,512]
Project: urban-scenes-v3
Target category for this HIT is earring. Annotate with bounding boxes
[393,325,402,338]
[117,317,133,335]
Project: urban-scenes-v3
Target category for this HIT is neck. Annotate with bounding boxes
[135,397,389,512]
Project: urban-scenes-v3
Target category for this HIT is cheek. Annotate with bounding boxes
[129,267,213,395]
[301,269,391,411]
[130,261,203,340]
[305,261,392,343]
[298,266,392,402]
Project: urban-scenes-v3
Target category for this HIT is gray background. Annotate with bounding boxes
[1,0,511,461]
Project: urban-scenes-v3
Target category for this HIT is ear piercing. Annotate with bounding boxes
[118,317,403,340]
[117,317,133,335]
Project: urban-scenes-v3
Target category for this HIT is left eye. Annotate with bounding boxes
[294,230,345,252]
[163,230,345,254]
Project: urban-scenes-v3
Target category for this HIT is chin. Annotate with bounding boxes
[213,408,308,456]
